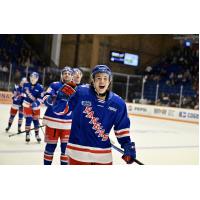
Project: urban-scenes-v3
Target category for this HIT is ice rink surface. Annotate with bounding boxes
[0,104,199,165]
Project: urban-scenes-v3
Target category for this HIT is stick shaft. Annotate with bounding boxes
[8,125,45,137]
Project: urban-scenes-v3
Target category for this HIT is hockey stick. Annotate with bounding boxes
[8,125,45,138]
[111,143,144,165]
[38,122,45,135]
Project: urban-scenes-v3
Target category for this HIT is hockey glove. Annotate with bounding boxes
[121,142,136,164]
[32,100,40,109]
[57,82,76,100]
[13,94,23,104]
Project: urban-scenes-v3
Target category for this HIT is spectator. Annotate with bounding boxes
[14,69,21,82]
[2,65,8,72]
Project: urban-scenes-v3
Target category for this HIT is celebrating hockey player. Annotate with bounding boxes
[72,67,83,85]
[22,72,44,143]
[42,66,77,165]
[5,77,27,133]
[56,65,136,165]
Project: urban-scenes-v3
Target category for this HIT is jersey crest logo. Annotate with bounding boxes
[83,106,108,141]
[81,101,92,107]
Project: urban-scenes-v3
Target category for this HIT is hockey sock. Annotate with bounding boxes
[18,125,22,133]
[25,116,32,130]
[33,119,40,135]
[18,109,23,130]
[44,143,57,165]
[8,114,15,128]
[25,131,30,142]
[18,120,22,130]
[35,130,39,135]
[7,106,18,129]
[60,142,68,165]
[33,119,39,129]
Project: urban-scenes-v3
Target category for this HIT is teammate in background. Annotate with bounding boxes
[56,65,136,165]
[22,72,44,143]
[72,68,83,85]
[5,77,28,133]
[42,66,76,165]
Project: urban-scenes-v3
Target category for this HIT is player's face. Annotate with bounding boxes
[30,76,38,85]
[93,73,110,94]
[62,71,73,83]
[20,78,27,86]
[73,71,82,84]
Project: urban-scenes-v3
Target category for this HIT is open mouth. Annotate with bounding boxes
[99,86,105,89]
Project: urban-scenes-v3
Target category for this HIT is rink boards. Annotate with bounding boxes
[126,103,199,124]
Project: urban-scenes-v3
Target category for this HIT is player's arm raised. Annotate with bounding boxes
[52,82,77,115]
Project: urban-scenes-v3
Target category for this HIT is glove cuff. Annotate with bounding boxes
[121,142,135,149]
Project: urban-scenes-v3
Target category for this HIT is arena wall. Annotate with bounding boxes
[1,90,198,124]
[0,91,12,104]
[126,103,199,124]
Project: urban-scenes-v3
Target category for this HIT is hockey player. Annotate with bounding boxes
[56,65,136,165]
[72,68,83,85]
[22,72,44,143]
[42,66,76,165]
[5,77,27,133]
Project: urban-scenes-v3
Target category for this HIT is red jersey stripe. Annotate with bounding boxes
[67,145,111,154]
[115,131,129,136]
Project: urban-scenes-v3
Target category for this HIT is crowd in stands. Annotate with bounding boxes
[0,35,199,110]
[0,35,44,83]
[0,35,63,89]
[144,43,199,110]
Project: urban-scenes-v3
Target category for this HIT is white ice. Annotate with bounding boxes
[0,104,199,165]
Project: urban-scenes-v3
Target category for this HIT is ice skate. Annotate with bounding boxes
[18,128,22,134]
[35,134,41,143]
[25,133,30,143]
[5,126,10,132]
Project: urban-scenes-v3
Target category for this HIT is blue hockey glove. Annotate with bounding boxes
[13,94,23,103]
[32,100,40,109]
[121,142,136,164]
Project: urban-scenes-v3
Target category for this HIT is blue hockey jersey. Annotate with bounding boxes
[22,82,44,109]
[66,84,131,164]
[42,81,72,130]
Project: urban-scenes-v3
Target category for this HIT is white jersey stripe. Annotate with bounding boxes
[67,143,112,163]
[42,119,71,130]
